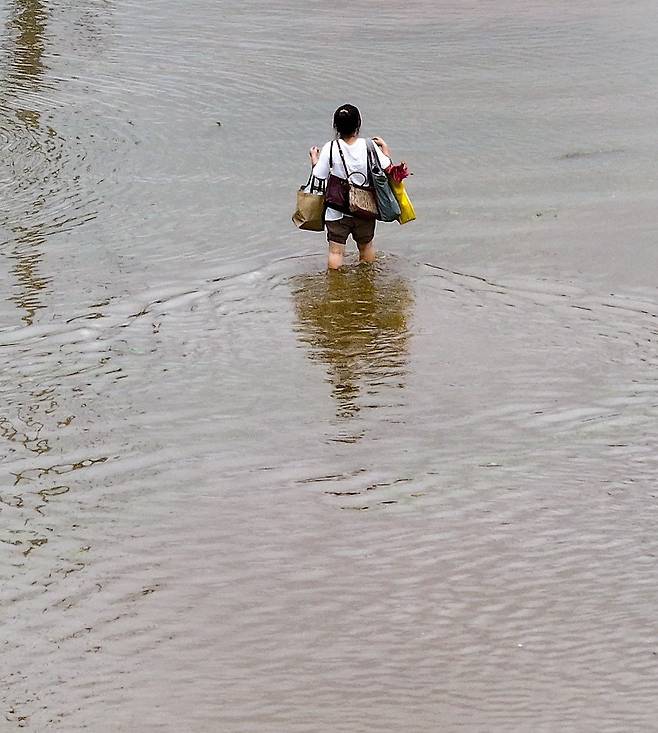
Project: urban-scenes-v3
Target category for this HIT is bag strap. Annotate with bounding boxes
[337,138,371,187]
[366,138,380,174]
[365,139,375,186]
[335,139,351,178]
[310,175,325,194]
[301,171,325,193]
[331,138,370,186]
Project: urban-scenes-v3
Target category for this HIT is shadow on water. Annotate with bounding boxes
[291,263,413,420]
[2,0,50,326]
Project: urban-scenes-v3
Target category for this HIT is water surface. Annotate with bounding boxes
[2,1,658,730]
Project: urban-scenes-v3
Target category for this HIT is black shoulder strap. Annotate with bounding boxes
[335,139,351,178]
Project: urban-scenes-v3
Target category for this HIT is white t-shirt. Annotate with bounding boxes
[311,137,391,221]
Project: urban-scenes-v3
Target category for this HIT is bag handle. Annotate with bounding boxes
[336,139,372,187]
[335,139,351,178]
[347,171,367,187]
[300,171,325,193]
[310,175,325,194]
[366,138,381,175]
[330,139,369,187]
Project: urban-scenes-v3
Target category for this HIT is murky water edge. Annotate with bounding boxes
[2,0,658,730]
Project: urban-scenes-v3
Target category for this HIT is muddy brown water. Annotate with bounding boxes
[2,1,658,730]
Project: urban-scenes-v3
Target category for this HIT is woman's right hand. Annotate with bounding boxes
[309,146,320,166]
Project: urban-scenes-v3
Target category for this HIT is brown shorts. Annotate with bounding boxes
[326,216,376,246]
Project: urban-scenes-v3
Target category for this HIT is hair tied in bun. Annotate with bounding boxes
[333,104,361,138]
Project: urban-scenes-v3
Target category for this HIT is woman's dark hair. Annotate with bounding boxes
[333,104,361,138]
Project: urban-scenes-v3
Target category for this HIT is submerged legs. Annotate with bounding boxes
[327,239,376,270]
[328,241,345,270]
[357,239,376,264]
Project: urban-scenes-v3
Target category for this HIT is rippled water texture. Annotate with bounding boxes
[2,1,658,730]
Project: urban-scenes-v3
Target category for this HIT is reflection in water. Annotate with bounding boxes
[9,229,50,325]
[292,264,413,419]
[2,0,49,324]
[8,0,46,91]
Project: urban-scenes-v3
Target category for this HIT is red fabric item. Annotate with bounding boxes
[385,161,410,183]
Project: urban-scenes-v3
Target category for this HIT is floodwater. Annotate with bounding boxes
[2,0,658,730]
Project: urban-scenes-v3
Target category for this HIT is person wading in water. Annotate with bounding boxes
[309,104,392,270]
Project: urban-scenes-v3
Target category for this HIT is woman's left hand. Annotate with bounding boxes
[309,146,320,166]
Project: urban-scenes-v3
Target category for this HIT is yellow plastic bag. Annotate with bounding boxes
[389,178,416,225]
